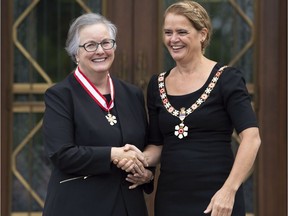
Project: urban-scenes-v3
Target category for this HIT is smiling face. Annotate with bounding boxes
[76,23,115,75]
[163,13,207,63]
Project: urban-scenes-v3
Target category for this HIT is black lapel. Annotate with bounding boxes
[112,78,133,144]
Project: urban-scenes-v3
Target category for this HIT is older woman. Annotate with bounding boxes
[42,13,152,216]
[119,1,261,216]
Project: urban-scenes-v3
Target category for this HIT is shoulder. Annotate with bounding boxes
[44,73,75,101]
[217,66,250,99]
[146,72,166,103]
[217,66,247,89]
[221,66,245,81]
[147,74,160,97]
[148,74,158,85]
[147,71,168,89]
[47,73,74,91]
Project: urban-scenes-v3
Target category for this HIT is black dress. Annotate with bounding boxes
[147,63,258,216]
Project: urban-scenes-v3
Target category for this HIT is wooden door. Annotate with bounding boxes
[106,0,160,89]
[105,1,160,214]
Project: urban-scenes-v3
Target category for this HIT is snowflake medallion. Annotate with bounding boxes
[174,122,188,139]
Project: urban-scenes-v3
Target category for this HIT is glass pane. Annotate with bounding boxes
[12,114,48,211]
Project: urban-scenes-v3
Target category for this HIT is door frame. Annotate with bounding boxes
[1,0,287,215]
[255,0,287,215]
[1,1,13,216]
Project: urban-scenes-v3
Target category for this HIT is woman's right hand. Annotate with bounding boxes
[111,144,147,174]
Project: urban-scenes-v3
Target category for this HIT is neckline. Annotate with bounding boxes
[164,63,221,96]
[157,64,227,139]
[158,65,226,118]
[74,67,115,112]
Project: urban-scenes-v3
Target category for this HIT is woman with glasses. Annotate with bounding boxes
[42,13,153,216]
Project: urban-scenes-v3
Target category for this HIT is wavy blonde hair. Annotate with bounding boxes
[164,1,212,53]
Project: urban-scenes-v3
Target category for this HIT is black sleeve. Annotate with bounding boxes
[220,67,258,134]
[43,86,112,176]
[147,75,164,145]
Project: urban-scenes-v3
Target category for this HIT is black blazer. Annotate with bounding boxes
[42,72,150,216]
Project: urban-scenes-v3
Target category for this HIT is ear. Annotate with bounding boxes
[200,27,208,41]
[75,52,79,63]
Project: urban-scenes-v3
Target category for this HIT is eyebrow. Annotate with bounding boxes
[163,28,189,32]
[82,38,111,43]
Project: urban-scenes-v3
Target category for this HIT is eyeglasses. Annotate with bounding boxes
[79,39,116,52]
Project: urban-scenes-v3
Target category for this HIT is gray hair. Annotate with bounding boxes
[65,13,117,63]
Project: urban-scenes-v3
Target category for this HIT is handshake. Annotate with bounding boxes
[111,144,154,189]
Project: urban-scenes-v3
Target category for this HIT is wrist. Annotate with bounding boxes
[223,181,239,193]
[110,147,120,162]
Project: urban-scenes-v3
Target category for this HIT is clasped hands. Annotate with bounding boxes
[111,144,153,189]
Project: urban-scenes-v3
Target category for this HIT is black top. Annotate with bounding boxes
[147,63,258,216]
[42,72,151,216]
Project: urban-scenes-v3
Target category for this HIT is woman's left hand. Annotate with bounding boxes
[204,186,236,216]
[126,169,154,189]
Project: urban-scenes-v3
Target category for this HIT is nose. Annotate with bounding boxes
[170,33,179,42]
[95,44,105,54]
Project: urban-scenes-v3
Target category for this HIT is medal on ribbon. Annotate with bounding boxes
[74,67,117,126]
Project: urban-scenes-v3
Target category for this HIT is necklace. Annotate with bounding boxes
[74,67,117,126]
[158,66,227,139]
